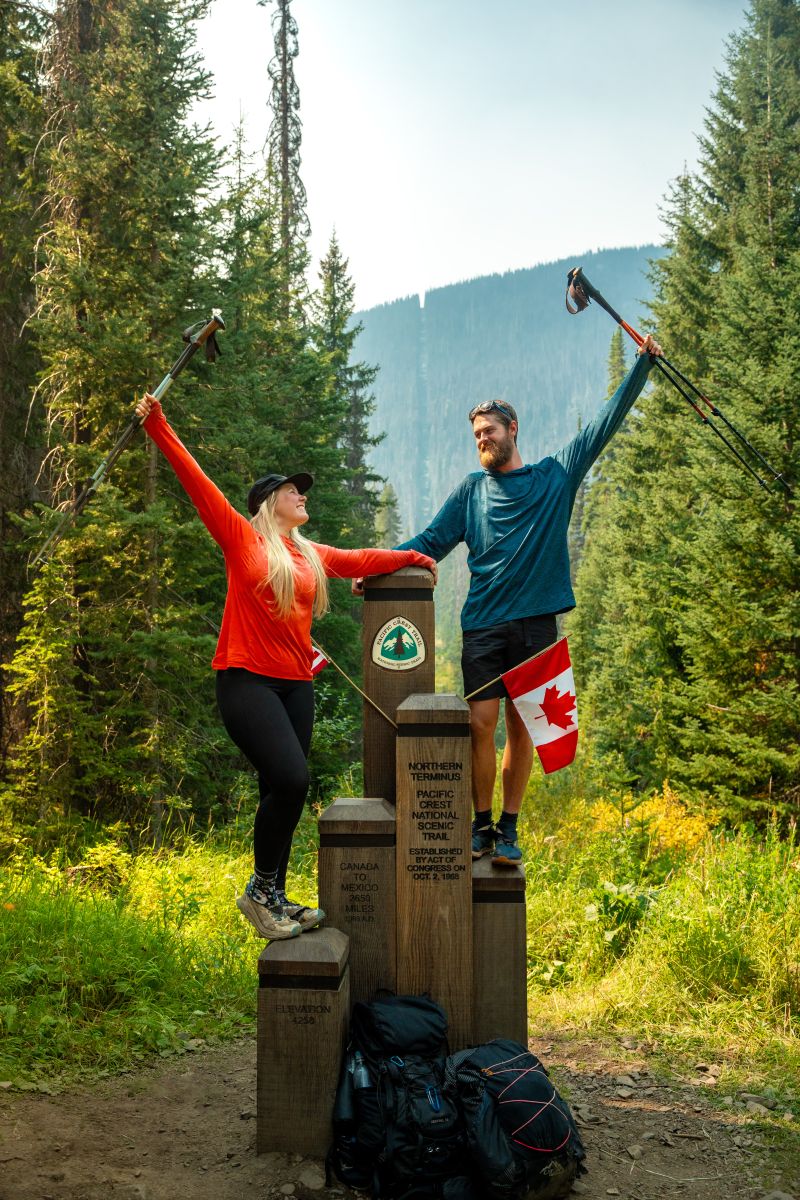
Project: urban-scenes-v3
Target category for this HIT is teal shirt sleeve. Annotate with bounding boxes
[395,481,468,561]
[554,352,654,498]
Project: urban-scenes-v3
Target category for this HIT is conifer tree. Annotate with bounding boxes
[311,233,382,543]
[661,0,800,812]
[0,4,45,769]
[568,329,632,680]
[263,0,309,264]
[3,0,226,834]
[566,328,627,579]
[375,483,401,548]
[571,0,800,815]
[570,329,631,580]
[305,235,385,774]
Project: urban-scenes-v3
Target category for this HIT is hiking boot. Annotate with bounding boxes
[278,893,325,932]
[471,819,496,859]
[236,879,301,940]
[491,831,523,867]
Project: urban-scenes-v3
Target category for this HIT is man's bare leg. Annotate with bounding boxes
[491,698,531,866]
[500,697,534,814]
[469,697,502,812]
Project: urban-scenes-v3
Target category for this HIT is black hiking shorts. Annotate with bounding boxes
[461,614,558,701]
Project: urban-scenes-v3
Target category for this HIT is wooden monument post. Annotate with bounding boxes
[256,928,350,1158]
[472,855,528,1044]
[362,567,435,803]
[318,796,397,1004]
[395,694,473,1049]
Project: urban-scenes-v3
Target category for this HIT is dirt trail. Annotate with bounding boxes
[0,1034,797,1200]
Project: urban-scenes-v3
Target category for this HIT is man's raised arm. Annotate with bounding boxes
[556,334,663,497]
[352,482,467,595]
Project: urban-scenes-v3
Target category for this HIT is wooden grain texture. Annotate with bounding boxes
[257,927,349,980]
[257,929,350,1156]
[318,798,397,1003]
[362,568,435,803]
[395,694,473,1049]
[256,973,349,1157]
[472,856,528,1045]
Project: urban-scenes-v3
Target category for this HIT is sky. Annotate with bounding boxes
[194,0,747,311]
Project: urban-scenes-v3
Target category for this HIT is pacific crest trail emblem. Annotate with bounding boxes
[371,616,426,671]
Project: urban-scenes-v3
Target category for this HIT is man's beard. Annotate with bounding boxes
[478,436,514,470]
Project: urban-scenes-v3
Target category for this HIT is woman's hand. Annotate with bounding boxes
[351,560,437,596]
[135,393,157,421]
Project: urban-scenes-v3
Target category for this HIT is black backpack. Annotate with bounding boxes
[328,993,475,1200]
[446,1039,587,1200]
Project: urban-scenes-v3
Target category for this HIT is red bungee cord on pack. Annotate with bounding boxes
[565,267,789,495]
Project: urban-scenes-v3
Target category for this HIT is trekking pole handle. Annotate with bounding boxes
[152,310,226,402]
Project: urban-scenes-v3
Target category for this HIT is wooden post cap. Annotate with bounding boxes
[364,565,435,599]
[396,693,470,737]
[319,797,396,842]
[472,854,526,900]
[258,928,349,988]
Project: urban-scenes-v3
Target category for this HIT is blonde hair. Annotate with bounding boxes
[251,489,329,619]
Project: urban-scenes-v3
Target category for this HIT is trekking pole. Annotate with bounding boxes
[312,641,398,730]
[30,311,225,569]
[565,267,789,494]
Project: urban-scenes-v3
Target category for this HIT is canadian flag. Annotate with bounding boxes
[502,637,578,774]
[311,645,329,676]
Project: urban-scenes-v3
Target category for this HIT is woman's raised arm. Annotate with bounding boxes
[136,394,250,553]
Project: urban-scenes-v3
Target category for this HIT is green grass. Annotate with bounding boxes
[0,807,322,1085]
[518,779,800,1100]
[1,778,799,1107]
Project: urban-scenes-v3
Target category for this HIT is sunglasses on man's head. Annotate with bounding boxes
[468,399,518,423]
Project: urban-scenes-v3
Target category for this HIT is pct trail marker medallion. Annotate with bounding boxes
[372,616,426,671]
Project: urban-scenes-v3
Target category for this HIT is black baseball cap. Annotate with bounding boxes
[247,472,314,516]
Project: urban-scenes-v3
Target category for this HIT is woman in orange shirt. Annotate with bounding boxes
[136,394,436,940]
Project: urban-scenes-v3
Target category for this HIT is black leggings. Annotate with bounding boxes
[215,668,315,887]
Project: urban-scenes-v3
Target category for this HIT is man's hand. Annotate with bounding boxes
[637,334,663,358]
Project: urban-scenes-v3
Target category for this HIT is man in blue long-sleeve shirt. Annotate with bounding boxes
[395,334,662,866]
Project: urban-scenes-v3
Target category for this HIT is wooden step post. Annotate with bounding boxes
[395,694,473,1049]
[472,856,528,1045]
[318,797,396,1004]
[362,567,435,803]
[257,928,349,1157]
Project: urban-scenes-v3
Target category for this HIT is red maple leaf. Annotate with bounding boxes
[539,684,576,730]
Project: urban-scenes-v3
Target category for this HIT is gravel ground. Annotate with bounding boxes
[0,1033,797,1200]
